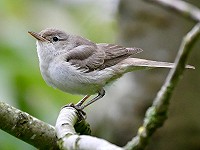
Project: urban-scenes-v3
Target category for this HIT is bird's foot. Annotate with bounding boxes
[63,103,86,120]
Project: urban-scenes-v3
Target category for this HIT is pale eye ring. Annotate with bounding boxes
[52,37,59,42]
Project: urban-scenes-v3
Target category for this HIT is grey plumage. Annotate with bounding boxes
[28,28,194,110]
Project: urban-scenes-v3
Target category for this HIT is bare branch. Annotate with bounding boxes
[124,23,200,150]
[144,0,200,22]
[0,101,59,150]
[55,106,123,150]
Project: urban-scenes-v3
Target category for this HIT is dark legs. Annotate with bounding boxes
[75,95,91,107]
[75,89,105,110]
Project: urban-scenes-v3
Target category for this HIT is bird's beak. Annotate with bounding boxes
[28,31,48,42]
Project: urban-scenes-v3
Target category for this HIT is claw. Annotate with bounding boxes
[63,103,86,120]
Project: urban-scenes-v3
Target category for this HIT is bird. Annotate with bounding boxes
[28,28,194,110]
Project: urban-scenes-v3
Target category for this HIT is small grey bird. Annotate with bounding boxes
[28,28,193,110]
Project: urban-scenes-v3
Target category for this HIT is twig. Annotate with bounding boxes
[0,101,59,150]
[55,106,123,150]
[144,0,200,22]
[124,23,200,150]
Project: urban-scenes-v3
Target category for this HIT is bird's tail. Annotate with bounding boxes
[113,58,194,74]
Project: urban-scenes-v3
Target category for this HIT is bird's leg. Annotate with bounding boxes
[65,95,91,120]
[66,89,105,120]
[78,89,105,110]
[75,95,91,107]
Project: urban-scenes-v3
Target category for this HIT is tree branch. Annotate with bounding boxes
[124,23,200,150]
[55,106,123,150]
[144,0,200,22]
[0,101,59,150]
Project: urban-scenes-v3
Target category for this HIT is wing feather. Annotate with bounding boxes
[65,43,143,72]
[97,43,143,69]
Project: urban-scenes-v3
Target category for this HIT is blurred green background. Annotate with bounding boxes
[0,0,117,149]
[1,0,200,150]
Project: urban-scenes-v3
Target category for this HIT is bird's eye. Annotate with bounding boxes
[52,37,59,42]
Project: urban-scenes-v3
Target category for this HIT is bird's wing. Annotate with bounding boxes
[65,45,105,72]
[65,43,143,72]
[97,43,143,70]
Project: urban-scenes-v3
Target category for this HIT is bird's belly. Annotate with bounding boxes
[54,76,102,95]
[43,62,107,95]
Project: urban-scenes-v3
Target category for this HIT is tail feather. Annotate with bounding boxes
[115,58,194,73]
